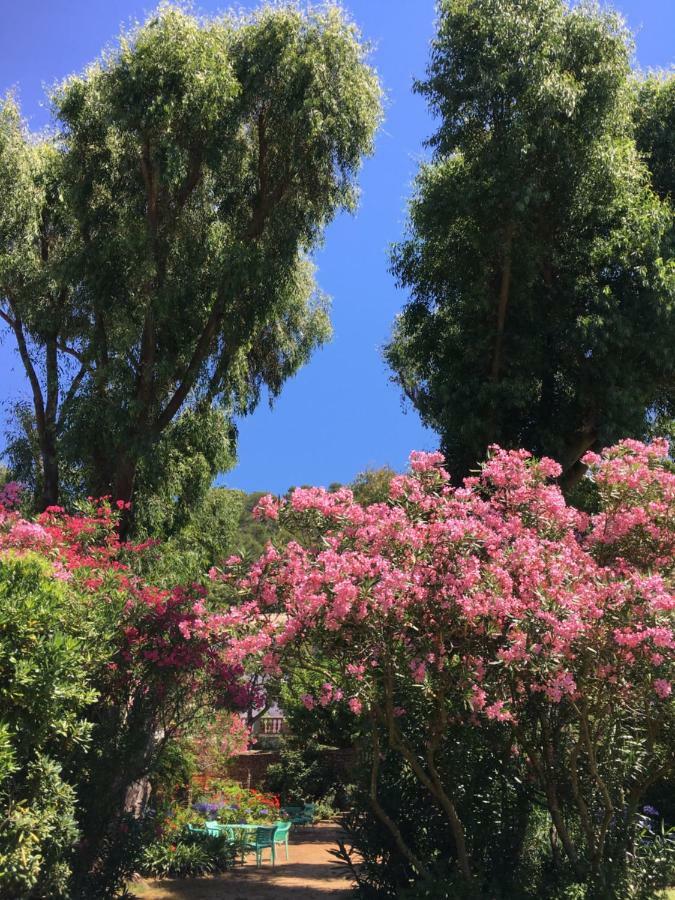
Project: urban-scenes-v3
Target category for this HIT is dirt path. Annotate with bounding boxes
[132,824,354,900]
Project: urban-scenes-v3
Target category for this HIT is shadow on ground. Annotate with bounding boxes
[132,824,355,900]
[134,881,352,900]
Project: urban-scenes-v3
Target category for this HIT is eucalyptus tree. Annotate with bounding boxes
[633,72,675,440]
[0,100,85,509]
[1,4,381,520]
[386,0,675,485]
[634,72,675,204]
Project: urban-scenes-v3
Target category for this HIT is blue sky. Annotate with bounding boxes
[1,0,673,494]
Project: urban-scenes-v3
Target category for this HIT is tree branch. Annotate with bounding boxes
[57,340,86,364]
[57,362,89,433]
[0,307,16,329]
[2,299,46,432]
[154,288,227,433]
[368,717,431,880]
[176,146,204,211]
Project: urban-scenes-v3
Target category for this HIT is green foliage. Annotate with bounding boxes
[135,485,269,586]
[351,466,396,506]
[338,718,533,899]
[148,738,197,823]
[139,839,216,878]
[279,664,363,751]
[0,99,80,510]
[386,0,675,482]
[634,73,675,203]
[1,3,382,517]
[344,757,675,899]
[114,407,237,542]
[0,554,100,758]
[0,755,79,900]
[624,820,675,899]
[633,72,675,437]
[264,742,347,806]
[144,461,401,587]
[0,554,104,898]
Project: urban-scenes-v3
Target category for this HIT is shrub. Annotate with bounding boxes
[0,498,254,897]
[264,742,346,806]
[216,440,675,896]
[139,841,215,878]
[185,710,252,780]
[0,552,100,896]
[0,755,79,899]
[203,782,280,824]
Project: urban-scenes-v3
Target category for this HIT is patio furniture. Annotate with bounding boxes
[204,820,228,836]
[222,822,266,864]
[280,805,304,825]
[281,803,315,827]
[303,802,317,822]
[241,825,277,867]
[273,821,292,860]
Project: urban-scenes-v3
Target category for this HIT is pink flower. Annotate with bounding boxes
[7,520,53,547]
[0,481,23,510]
[654,679,672,700]
[484,700,514,723]
[409,450,446,473]
[348,697,363,714]
[410,659,426,683]
[253,495,281,521]
[471,685,487,711]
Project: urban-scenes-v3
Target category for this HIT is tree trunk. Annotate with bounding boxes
[368,722,432,880]
[41,429,59,509]
[490,222,515,383]
[40,335,60,509]
[113,453,139,539]
[558,426,597,493]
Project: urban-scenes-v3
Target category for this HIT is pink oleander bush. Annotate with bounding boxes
[212,440,675,893]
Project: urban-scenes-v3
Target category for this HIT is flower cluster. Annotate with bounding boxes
[0,480,23,510]
[222,442,673,724]
[191,784,280,825]
[213,440,674,877]
[0,497,252,712]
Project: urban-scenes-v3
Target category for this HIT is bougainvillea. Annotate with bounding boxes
[0,498,254,708]
[0,496,255,893]
[212,440,675,887]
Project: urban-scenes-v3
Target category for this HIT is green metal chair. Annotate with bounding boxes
[280,805,305,825]
[302,802,316,823]
[281,803,315,827]
[273,821,292,860]
[242,825,277,867]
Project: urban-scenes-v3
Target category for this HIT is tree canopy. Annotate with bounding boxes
[0,4,381,517]
[386,0,675,485]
